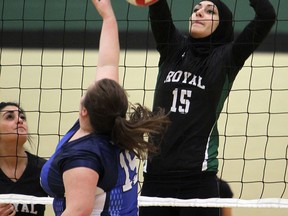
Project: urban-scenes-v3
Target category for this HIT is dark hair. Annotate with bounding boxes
[83,79,170,159]
[0,102,32,144]
[0,102,25,114]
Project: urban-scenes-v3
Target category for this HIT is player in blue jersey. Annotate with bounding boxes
[0,102,47,216]
[40,0,170,216]
[139,0,276,216]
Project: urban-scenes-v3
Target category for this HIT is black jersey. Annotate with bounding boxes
[145,0,276,176]
[0,152,47,216]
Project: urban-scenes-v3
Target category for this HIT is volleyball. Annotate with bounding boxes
[126,0,158,7]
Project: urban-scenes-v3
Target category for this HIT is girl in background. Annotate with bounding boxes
[0,102,47,216]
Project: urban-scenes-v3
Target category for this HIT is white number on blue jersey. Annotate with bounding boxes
[119,151,137,192]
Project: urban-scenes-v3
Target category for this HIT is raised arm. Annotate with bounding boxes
[149,0,182,61]
[149,0,174,44]
[61,2,119,215]
[92,0,119,83]
[232,0,276,66]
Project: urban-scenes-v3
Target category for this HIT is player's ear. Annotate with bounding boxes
[81,107,88,117]
[79,95,88,117]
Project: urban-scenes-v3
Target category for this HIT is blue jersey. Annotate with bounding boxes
[40,121,138,216]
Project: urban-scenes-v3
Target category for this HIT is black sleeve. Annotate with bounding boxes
[232,0,276,66]
[149,0,183,63]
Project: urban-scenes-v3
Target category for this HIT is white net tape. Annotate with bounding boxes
[1,194,288,208]
[0,194,53,205]
[138,196,288,208]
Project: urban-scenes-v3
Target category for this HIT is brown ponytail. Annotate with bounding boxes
[83,79,170,159]
[111,104,170,159]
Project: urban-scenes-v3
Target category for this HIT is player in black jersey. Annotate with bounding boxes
[0,102,47,216]
[139,0,276,216]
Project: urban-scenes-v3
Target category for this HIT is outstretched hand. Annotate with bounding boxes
[91,0,114,19]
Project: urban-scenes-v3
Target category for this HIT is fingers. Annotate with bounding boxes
[0,203,16,216]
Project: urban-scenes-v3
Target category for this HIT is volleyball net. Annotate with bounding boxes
[1,194,288,209]
[0,0,288,211]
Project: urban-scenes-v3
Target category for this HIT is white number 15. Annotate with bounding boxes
[171,88,192,114]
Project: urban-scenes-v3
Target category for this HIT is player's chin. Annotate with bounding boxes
[190,30,203,39]
[17,134,28,142]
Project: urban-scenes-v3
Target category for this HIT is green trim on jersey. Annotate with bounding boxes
[204,75,233,172]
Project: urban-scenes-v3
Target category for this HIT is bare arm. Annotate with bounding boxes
[61,1,118,214]
[61,167,99,216]
[92,0,119,82]
[222,207,232,216]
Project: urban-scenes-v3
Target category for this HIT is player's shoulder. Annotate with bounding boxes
[89,134,113,148]
[67,134,114,157]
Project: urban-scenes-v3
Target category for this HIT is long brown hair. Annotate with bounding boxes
[83,79,170,159]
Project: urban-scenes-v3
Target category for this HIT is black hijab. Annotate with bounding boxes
[188,0,234,56]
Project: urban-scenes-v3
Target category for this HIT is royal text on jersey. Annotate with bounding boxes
[164,70,205,90]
